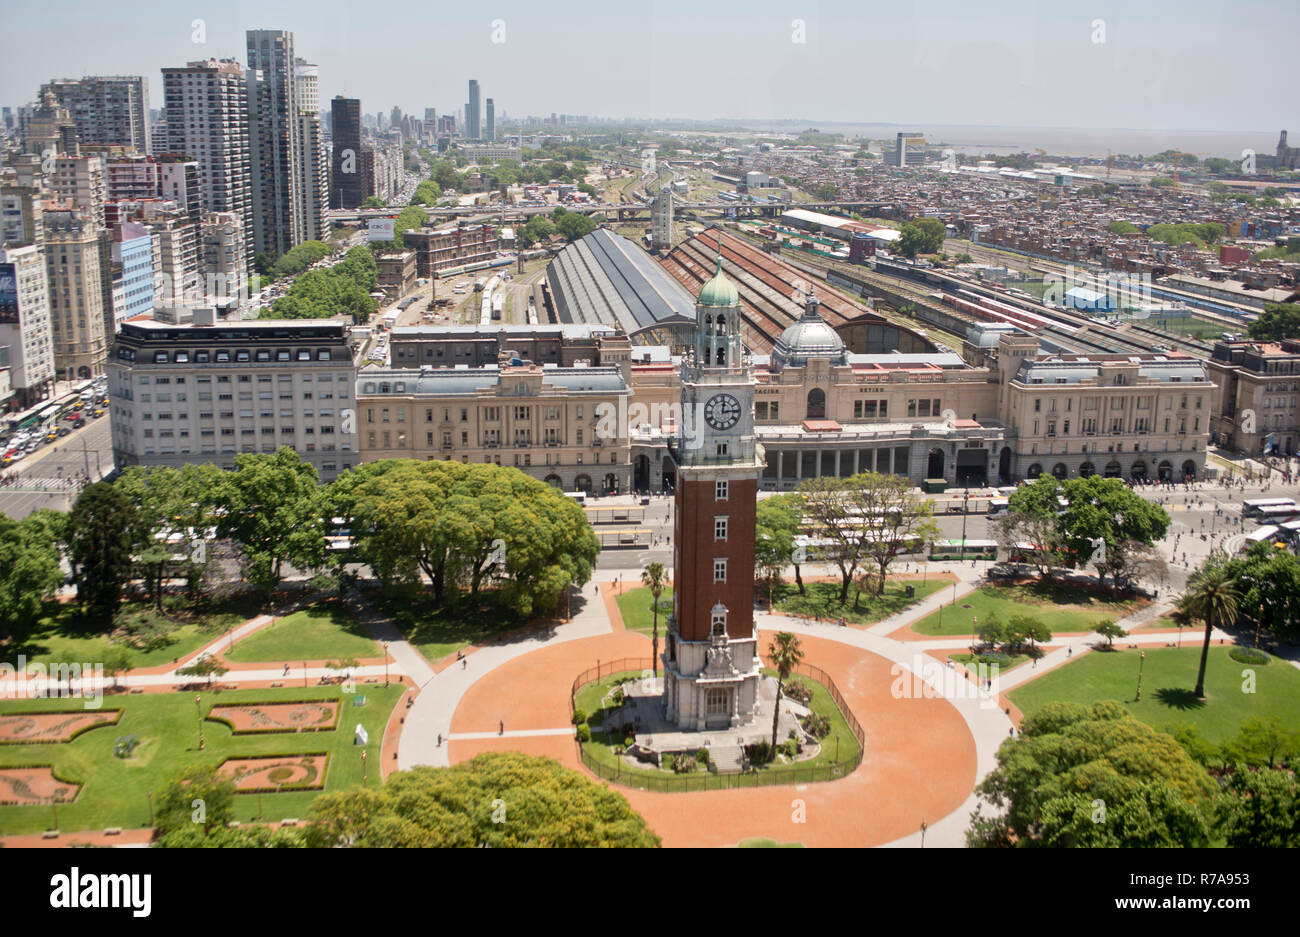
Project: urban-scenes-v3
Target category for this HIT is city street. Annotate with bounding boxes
[0,415,112,520]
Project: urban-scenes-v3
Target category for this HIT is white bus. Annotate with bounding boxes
[1242,498,1298,519]
[1252,504,1300,524]
[565,491,587,506]
[987,498,1010,518]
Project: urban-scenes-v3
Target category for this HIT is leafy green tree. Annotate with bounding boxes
[362,196,386,208]
[967,701,1216,847]
[1000,475,1066,577]
[1220,716,1300,769]
[640,561,667,677]
[154,764,236,836]
[1108,221,1139,234]
[978,616,1006,649]
[177,654,228,686]
[1181,560,1240,698]
[67,482,138,626]
[1093,617,1125,649]
[897,217,947,257]
[102,646,132,688]
[0,511,66,640]
[1215,768,1300,847]
[157,824,308,848]
[554,212,596,242]
[1222,539,1300,644]
[270,240,331,279]
[1247,303,1300,342]
[305,752,659,847]
[768,632,805,750]
[1059,475,1170,590]
[756,493,804,596]
[814,183,839,200]
[214,448,328,590]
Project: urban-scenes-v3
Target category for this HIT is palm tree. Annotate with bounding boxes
[640,562,667,677]
[768,632,805,750]
[1183,563,1240,699]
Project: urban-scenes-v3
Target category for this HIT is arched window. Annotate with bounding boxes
[717,346,726,366]
[710,602,728,636]
[807,387,826,419]
[1026,463,1043,478]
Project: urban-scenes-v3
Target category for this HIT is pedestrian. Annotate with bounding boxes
[462,657,467,670]
[498,719,504,736]
[1068,646,1072,657]
[1009,727,1014,737]
[283,663,290,676]
[437,733,442,747]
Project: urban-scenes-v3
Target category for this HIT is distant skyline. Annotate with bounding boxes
[2,0,1296,140]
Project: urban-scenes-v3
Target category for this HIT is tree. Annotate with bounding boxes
[0,511,66,640]
[1223,540,1300,644]
[214,448,328,591]
[978,616,1005,650]
[1182,560,1240,698]
[755,493,804,597]
[1058,475,1170,591]
[1220,716,1300,769]
[768,632,804,750]
[102,646,132,688]
[967,701,1216,847]
[1093,617,1125,649]
[1108,221,1139,234]
[1216,768,1300,848]
[154,764,236,836]
[66,482,138,626]
[640,562,667,677]
[362,196,386,209]
[554,212,596,242]
[1246,303,1300,342]
[177,654,228,686]
[801,473,938,603]
[1000,475,1066,578]
[305,752,659,847]
[814,183,839,200]
[898,218,946,257]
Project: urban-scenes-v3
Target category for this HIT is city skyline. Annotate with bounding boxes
[0,0,1295,142]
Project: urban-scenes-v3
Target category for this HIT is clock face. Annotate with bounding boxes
[704,393,742,431]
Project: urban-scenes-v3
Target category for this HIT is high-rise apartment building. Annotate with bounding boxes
[329,97,365,209]
[467,80,481,140]
[246,29,301,258]
[297,110,329,242]
[109,221,155,333]
[485,98,495,142]
[49,156,107,229]
[0,243,56,406]
[39,76,151,155]
[22,90,80,157]
[161,59,254,275]
[43,207,108,380]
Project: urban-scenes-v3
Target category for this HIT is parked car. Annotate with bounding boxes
[72,417,85,429]
[56,426,70,437]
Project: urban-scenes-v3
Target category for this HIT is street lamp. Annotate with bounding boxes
[959,488,970,562]
[361,750,368,789]
[383,640,390,687]
[195,694,204,751]
[146,790,153,827]
[1135,650,1146,701]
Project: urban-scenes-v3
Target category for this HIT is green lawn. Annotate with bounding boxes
[1008,646,1300,745]
[949,651,1034,674]
[773,579,948,627]
[365,589,528,665]
[0,683,404,835]
[910,582,1141,637]
[575,667,863,789]
[614,587,673,638]
[224,604,380,663]
[738,838,804,848]
[1,594,267,671]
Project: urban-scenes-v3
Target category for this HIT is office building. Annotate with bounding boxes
[467,80,481,140]
[109,221,155,333]
[161,59,255,275]
[245,29,302,258]
[39,76,151,155]
[485,99,495,142]
[43,207,108,380]
[108,315,357,480]
[892,131,926,167]
[1208,337,1300,457]
[329,97,365,209]
[201,211,248,300]
[0,243,56,406]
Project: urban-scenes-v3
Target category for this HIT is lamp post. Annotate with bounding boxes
[1135,649,1146,701]
[383,641,390,687]
[195,694,204,751]
[146,790,153,827]
[361,750,368,788]
[971,614,978,657]
[959,488,970,562]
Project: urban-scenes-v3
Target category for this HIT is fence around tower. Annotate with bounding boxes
[570,656,866,792]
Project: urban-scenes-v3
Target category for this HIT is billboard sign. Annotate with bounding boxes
[368,218,396,243]
[0,263,18,325]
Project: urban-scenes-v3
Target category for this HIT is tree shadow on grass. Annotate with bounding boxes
[1153,687,1205,711]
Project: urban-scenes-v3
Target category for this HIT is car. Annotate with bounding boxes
[66,411,82,421]
[72,417,85,429]
[56,426,70,437]
[44,431,59,443]
[92,408,105,418]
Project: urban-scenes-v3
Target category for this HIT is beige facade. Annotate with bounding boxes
[997,333,1214,482]
[356,360,632,493]
[1207,338,1300,458]
[43,209,108,380]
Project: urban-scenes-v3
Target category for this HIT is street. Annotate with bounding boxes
[0,415,112,520]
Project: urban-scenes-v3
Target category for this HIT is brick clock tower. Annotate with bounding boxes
[662,253,764,731]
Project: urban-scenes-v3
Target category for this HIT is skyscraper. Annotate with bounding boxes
[161,59,254,275]
[246,29,302,258]
[330,97,365,209]
[39,76,151,155]
[485,98,495,142]
[467,80,481,139]
[43,207,108,380]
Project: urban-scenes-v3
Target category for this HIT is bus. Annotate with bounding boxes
[564,491,587,506]
[1242,498,1297,519]
[930,539,999,561]
[2,402,52,436]
[1251,504,1300,524]
[1239,525,1288,552]
[584,505,645,525]
[596,528,651,549]
[987,499,1010,518]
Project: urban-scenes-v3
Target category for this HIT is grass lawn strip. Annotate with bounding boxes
[910,582,1141,637]
[773,579,949,627]
[1007,645,1300,745]
[0,683,403,835]
[224,604,380,663]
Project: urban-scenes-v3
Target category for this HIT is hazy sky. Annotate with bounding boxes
[2,0,1296,133]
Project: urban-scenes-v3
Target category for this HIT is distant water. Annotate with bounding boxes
[739,121,1281,160]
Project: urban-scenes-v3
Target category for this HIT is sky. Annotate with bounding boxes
[2,0,1296,135]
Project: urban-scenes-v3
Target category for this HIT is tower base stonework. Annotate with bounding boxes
[662,619,761,731]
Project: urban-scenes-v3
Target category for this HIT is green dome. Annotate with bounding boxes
[697,255,739,307]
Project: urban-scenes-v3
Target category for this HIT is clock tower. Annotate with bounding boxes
[662,251,764,731]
